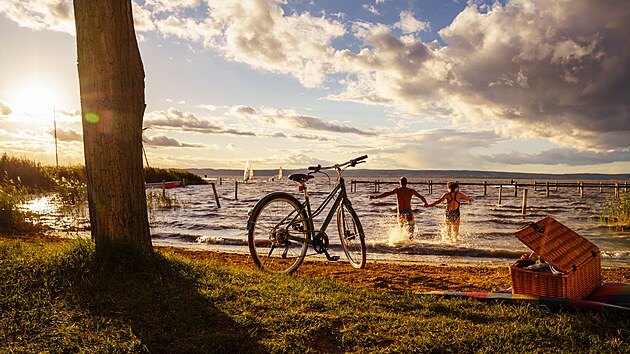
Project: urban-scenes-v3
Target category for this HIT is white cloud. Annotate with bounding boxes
[0,0,74,34]
[144,134,205,148]
[0,100,12,116]
[396,11,429,34]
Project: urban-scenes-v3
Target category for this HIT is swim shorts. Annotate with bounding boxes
[398,208,415,238]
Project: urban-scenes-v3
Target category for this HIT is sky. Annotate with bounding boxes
[0,0,629,173]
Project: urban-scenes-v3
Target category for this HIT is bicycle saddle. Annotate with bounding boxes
[288,174,314,183]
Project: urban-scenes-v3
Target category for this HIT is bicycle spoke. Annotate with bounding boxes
[248,193,309,274]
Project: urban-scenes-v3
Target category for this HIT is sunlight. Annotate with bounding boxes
[12,82,58,117]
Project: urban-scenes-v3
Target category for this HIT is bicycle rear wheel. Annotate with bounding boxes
[248,192,309,274]
[337,202,366,268]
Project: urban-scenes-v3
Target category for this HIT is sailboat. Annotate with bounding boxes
[243,160,254,182]
[270,166,283,182]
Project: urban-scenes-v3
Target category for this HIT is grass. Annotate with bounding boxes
[1,239,628,353]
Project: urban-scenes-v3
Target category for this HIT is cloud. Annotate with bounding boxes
[332,0,630,153]
[0,100,12,116]
[0,0,75,34]
[150,0,346,88]
[484,148,630,166]
[48,127,82,142]
[144,107,255,136]
[144,134,205,148]
[231,105,374,136]
[396,11,429,34]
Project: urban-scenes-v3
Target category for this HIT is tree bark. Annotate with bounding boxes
[73,0,152,253]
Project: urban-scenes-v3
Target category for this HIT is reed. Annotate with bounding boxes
[600,194,630,231]
[0,176,40,234]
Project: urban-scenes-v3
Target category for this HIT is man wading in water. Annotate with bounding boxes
[369,177,428,240]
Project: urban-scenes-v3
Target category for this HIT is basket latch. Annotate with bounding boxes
[529,223,545,233]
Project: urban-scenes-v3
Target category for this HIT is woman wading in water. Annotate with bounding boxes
[428,182,474,241]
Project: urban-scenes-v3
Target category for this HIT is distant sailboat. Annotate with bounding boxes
[244,160,254,182]
[270,166,283,181]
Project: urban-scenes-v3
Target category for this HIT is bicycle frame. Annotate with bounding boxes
[290,175,350,245]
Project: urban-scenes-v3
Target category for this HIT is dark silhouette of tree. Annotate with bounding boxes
[73,0,152,254]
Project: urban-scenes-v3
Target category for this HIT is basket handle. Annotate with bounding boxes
[528,223,545,233]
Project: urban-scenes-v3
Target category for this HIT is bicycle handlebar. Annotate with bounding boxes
[308,155,368,172]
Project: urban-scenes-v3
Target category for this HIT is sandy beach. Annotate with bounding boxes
[156,246,630,293]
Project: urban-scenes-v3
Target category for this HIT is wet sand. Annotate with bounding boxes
[157,247,630,293]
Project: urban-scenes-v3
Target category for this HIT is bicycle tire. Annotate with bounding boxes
[248,192,310,274]
[337,201,366,268]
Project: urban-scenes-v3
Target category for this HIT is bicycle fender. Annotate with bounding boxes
[246,192,300,231]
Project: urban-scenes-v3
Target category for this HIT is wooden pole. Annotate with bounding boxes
[534,181,538,191]
[615,183,619,199]
[546,181,550,198]
[600,181,603,193]
[498,185,503,206]
[555,181,558,191]
[220,177,223,185]
[162,179,166,198]
[579,182,584,199]
[235,180,238,200]
[514,181,518,197]
[211,182,221,208]
[522,189,528,215]
[483,181,487,196]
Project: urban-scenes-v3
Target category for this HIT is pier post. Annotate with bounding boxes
[615,183,619,199]
[625,182,628,193]
[600,181,603,193]
[211,182,221,208]
[546,181,550,198]
[522,189,528,215]
[534,181,538,192]
[483,181,487,196]
[235,180,238,200]
[220,177,223,185]
[514,181,518,197]
[579,182,584,199]
[428,180,432,194]
[498,185,503,206]
[162,179,166,198]
[555,181,559,191]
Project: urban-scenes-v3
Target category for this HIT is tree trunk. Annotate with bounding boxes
[73,0,152,253]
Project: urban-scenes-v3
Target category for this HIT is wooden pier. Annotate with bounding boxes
[351,179,628,214]
[351,179,628,196]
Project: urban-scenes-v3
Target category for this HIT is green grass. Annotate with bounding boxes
[1,240,628,353]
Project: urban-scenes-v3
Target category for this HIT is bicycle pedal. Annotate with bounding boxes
[327,255,340,262]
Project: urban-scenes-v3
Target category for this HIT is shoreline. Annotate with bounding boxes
[4,234,627,293]
[156,246,630,293]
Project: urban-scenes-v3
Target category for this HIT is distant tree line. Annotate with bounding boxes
[1,153,205,191]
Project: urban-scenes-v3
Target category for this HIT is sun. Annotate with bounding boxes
[12,82,58,116]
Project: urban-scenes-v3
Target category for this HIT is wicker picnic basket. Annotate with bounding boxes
[510,216,601,299]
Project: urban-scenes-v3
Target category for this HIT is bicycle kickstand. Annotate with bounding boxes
[324,250,340,262]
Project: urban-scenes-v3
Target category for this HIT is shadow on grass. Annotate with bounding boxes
[61,241,263,353]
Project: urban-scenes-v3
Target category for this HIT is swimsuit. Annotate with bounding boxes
[445,192,460,223]
[398,208,415,236]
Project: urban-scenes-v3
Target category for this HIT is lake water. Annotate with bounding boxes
[141,176,630,268]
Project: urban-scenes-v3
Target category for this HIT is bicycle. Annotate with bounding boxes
[246,155,368,273]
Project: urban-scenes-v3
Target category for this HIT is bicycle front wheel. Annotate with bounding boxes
[248,193,309,274]
[337,202,366,268]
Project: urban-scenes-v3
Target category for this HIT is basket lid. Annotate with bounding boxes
[513,216,599,273]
